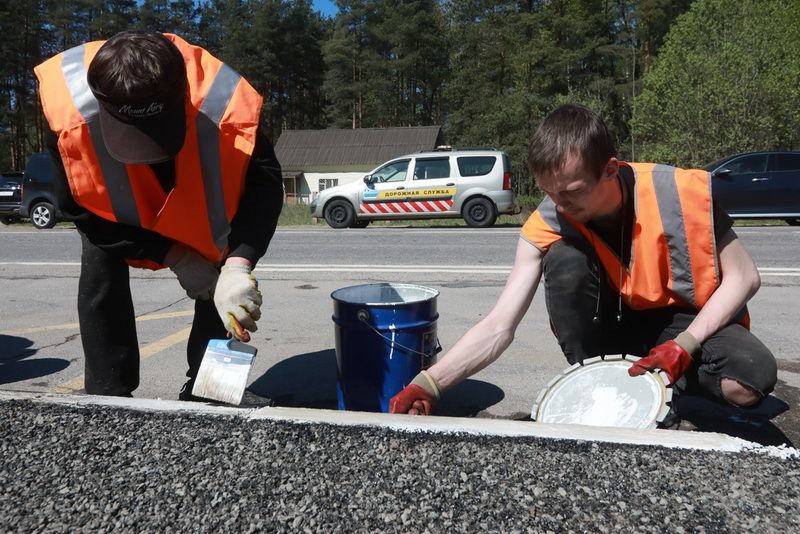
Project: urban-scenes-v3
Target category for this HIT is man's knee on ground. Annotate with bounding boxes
[720,377,761,407]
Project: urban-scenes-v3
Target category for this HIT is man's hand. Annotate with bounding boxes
[628,332,700,385]
[166,245,219,300]
[214,262,262,341]
[389,371,441,415]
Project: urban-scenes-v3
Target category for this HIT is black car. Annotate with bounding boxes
[704,151,800,225]
[0,152,59,229]
[0,172,25,224]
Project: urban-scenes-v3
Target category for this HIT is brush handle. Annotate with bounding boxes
[228,315,251,343]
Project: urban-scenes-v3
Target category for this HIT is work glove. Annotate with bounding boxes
[389,370,441,415]
[628,331,701,385]
[167,245,219,301]
[214,263,262,341]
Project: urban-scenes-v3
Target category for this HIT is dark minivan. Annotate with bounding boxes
[0,152,59,229]
[705,151,800,225]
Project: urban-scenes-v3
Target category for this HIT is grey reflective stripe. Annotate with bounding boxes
[651,164,695,306]
[86,120,140,226]
[537,197,583,242]
[60,46,140,226]
[197,64,242,253]
[61,45,98,117]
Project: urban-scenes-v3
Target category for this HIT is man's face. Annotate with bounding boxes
[536,154,620,224]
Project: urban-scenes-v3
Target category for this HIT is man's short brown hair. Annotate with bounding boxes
[527,104,617,180]
[87,31,187,164]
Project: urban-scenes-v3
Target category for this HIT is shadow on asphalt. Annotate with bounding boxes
[0,334,70,385]
[434,379,506,417]
[249,349,505,416]
[674,393,794,447]
[250,349,339,409]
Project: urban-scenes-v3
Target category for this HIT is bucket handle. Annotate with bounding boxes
[357,309,442,360]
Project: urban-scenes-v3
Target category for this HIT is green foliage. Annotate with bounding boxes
[633,0,800,167]
[323,0,448,128]
[1,0,781,180]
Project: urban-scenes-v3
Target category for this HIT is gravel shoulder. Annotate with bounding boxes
[1,399,798,532]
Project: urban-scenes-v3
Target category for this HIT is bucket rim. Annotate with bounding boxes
[331,282,439,305]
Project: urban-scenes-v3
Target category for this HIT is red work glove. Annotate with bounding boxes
[628,331,701,385]
[389,371,441,415]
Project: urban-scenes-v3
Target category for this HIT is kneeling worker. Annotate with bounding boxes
[35,31,283,399]
[391,104,777,417]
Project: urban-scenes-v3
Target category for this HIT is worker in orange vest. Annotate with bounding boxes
[391,104,777,420]
[35,31,283,400]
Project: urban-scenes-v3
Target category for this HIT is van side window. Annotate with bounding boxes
[773,153,800,172]
[457,156,497,177]
[413,158,450,180]
[372,160,409,183]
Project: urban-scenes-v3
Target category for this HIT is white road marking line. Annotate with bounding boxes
[2,261,800,276]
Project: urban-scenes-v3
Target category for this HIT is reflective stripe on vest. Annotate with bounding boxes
[650,164,696,306]
[61,45,140,227]
[58,46,244,257]
[535,164,717,310]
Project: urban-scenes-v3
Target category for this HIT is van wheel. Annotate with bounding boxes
[324,199,356,229]
[30,202,56,229]
[350,219,369,228]
[462,197,497,228]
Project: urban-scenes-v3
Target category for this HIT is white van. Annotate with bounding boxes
[309,148,517,228]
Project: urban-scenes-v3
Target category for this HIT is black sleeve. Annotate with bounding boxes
[713,199,734,239]
[226,127,284,264]
[45,129,173,263]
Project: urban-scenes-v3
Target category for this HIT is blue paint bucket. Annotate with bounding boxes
[331,283,440,412]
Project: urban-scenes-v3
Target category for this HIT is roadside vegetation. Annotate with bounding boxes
[2,0,798,198]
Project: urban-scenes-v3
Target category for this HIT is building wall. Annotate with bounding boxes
[302,172,367,201]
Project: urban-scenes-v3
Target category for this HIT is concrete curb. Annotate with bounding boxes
[2,390,796,457]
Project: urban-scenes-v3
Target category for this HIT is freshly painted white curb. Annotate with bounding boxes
[2,390,797,458]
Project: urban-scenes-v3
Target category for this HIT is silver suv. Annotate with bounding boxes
[310,148,516,228]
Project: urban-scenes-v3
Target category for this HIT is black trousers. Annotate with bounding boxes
[77,232,227,396]
[541,239,778,401]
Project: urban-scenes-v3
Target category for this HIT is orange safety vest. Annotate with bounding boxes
[522,162,749,327]
[34,34,263,269]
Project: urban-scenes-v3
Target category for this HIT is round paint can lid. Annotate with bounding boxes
[531,354,672,429]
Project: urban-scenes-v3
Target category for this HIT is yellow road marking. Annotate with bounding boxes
[51,326,193,394]
[2,310,194,336]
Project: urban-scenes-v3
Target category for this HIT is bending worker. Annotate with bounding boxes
[391,104,777,418]
[34,31,283,400]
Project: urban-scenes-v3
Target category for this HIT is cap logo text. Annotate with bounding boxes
[118,102,165,118]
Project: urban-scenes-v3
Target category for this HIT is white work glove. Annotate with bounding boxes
[214,263,262,340]
[167,245,219,301]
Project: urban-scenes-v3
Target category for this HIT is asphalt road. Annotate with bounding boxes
[1,223,799,445]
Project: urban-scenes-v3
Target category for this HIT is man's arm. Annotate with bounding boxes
[390,238,544,414]
[684,228,760,343]
[629,228,761,384]
[225,128,284,267]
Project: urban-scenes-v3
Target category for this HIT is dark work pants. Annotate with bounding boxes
[78,232,227,396]
[541,239,778,402]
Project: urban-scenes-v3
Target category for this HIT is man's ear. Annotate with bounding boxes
[600,157,619,182]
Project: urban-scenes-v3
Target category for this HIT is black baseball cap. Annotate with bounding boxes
[87,31,188,164]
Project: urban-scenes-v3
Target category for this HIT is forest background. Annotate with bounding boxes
[1,0,798,196]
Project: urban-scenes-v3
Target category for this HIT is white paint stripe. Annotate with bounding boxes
[2,391,796,457]
[2,261,800,277]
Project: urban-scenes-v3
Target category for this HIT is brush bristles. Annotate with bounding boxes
[192,359,251,404]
